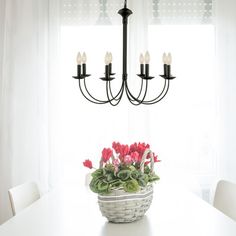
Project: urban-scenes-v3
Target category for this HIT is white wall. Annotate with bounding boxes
[216,0,236,183]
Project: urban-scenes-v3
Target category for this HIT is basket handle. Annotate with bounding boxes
[140,149,154,174]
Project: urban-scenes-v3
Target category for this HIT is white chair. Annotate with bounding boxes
[213,180,236,221]
[8,182,40,216]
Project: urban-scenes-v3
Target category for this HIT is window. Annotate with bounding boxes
[59,0,217,201]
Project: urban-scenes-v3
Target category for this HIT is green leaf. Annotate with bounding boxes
[143,174,149,183]
[129,165,136,171]
[148,173,160,182]
[103,168,107,176]
[91,169,103,178]
[89,178,101,193]
[144,165,151,174]
[123,179,140,193]
[131,170,140,179]
[97,181,109,192]
[110,180,123,189]
[117,170,131,181]
[105,164,115,172]
[138,178,147,187]
[106,173,115,183]
[137,173,149,187]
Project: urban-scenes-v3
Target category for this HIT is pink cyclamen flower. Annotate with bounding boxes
[130,151,141,163]
[124,155,133,164]
[102,148,113,163]
[112,158,120,173]
[112,142,121,154]
[130,142,150,159]
[119,145,130,162]
[83,159,93,169]
[137,142,149,156]
[154,154,161,163]
[112,158,120,166]
[130,142,138,152]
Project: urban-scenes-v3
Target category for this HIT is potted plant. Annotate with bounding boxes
[83,142,160,223]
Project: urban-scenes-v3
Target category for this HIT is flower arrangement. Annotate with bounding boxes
[83,142,160,194]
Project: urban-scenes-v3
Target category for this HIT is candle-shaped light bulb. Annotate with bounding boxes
[108,52,113,63]
[139,53,145,75]
[139,53,144,64]
[145,51,150,64]
[105,52,110,65]
[77,52,82,65]
[167,53,172,65]
[82,52,87,64]
[104,52,110,78]
[76,52,82,77]
[162,53,167,64]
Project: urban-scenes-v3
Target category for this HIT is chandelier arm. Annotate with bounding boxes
[82,79,111,104]
[126,94,142,106]
[125,84,145,105]
[128,80,148,103]
[125,90,145,106]
[134,78,168,105]
[125,78,170,105]
[135,78,144,100]
[108,80,125,101]
[142,79,168,103]
[125,80,149,106]
[78,79,109,104]
[143,80,170,105]
[106,81,124,106]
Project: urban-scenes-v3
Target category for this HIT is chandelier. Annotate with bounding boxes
[73,0,176,106]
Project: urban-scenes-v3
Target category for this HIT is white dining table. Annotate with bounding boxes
[0,181,236,236]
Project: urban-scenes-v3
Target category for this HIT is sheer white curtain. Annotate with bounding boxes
[216,0,236,183]
[0,0,61,223]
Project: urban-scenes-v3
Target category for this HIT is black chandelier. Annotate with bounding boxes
[73,0,176,106]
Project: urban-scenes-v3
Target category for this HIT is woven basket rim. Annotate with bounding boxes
[98,184,153,197]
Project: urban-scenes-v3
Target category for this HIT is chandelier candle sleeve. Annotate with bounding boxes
[145,51,150,78]
[105,52,110,79]
[108,52,113,75]
[82,52,87,76]
[166,53,172,78]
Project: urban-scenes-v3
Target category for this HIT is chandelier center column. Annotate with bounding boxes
[118,5,133,81]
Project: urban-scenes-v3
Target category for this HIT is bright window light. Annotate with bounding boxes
[60,25,217,191]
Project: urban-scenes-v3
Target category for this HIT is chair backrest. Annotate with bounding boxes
[213,180,236,221]
[8,182,40,216]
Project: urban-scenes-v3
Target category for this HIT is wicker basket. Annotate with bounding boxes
[98,149,155,223]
